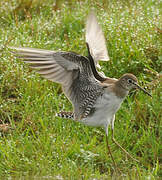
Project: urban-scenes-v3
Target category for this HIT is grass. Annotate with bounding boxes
[0,0,161,179]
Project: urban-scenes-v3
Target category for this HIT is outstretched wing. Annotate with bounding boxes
[86,11,109,68]
[10,47,104,120]
[10,47,79,86]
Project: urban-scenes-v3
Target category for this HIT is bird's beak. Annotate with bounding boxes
[134,82,152,97]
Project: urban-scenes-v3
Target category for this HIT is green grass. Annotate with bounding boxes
[0,0,161,179]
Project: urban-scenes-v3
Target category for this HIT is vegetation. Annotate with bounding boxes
[0,0,161,179]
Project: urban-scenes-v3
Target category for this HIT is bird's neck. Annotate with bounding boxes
[103,78,128,99]
[112,81,129,99]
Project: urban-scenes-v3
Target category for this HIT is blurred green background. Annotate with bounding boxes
[0,0,161,179]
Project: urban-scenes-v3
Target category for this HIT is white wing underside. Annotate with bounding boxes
[10,47,79,95]
[86,11,109,68]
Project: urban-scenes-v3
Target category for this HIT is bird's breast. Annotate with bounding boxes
[95,93,124,113]
[81,92,124,128]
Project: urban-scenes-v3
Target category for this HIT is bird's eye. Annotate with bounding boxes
[127,79,133,83]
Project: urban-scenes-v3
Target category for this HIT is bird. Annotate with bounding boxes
[10,11,152,167]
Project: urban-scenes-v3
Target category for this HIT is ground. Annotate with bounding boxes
[0,0,161,179]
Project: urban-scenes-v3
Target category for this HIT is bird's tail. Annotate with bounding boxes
[56,111,74,119]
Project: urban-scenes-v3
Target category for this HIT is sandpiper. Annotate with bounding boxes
[10,11,151,167]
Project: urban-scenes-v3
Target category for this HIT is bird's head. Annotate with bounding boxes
[118,73,152,97]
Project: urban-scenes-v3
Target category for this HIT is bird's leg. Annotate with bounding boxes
[111,128,139,162]
[105,125,121,173]
[105,134,117,167]
[105,133,121,173]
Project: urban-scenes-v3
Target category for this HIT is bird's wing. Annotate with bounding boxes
[86,11,109,68]
[10,47,79,86]
[10,47,104,120]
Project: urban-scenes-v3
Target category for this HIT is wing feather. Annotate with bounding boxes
[24,60,55,64]
[86,11,109,68]
[30,64,56,69]
[10,47,78,87]
[38,67,58,74]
